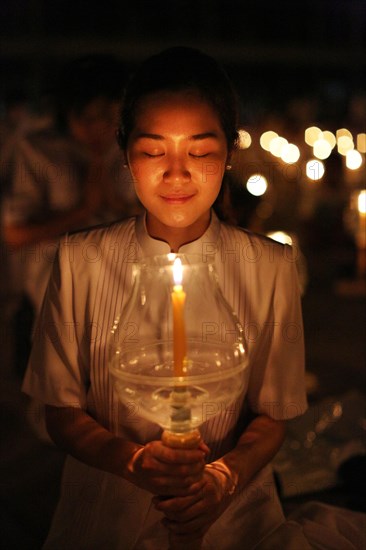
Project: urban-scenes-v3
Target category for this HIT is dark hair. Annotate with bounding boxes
[117,47,239,152]
[55,54,126,132]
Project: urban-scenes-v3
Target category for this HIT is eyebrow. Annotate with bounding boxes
[135,132,219,141]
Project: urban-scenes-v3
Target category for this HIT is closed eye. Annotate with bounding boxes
[190,153,210,158]
[143,152,164,157]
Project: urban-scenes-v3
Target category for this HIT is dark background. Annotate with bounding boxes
[1,0,365,123]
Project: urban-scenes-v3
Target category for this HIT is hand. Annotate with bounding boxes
[124,440,207,496]
[154,462,236,543]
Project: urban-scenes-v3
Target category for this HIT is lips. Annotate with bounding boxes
[160,194,195,204]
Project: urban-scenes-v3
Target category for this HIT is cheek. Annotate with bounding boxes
[128,162,157,201]
[195,158,225,184]
[129,157,163,184]
[128,159,143,182]
[126,149,145,179]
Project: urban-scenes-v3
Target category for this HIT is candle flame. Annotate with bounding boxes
[173,258,183,285]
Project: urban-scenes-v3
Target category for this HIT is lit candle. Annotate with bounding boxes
[171,258,187,377]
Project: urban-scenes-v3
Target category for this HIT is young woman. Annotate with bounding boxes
[23,47,309,549]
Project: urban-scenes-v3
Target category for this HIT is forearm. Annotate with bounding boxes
[212,414,286,492]
[45,405,143,479]
[45,405,207,497]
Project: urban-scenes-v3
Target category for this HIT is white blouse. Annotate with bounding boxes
[23,211,309,549]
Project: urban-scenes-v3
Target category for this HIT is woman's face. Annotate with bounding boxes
[126,91,228,244]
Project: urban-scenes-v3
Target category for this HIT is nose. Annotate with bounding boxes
[163,155,191,185]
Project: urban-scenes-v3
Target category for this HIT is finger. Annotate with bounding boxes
[153,476,205,496]
[186,478,206,494]
[160,448,206,465]
[160,493,208,522]
[149,472,207,498]
[178,461,206,476]
[198,441,210,455]
[138,455,192,481]
[153,460,205,478]
[161,501,204,522]
[143,459,204,480]
[154,492,201,513]
[151,442,206,464]
[163,473,204,489]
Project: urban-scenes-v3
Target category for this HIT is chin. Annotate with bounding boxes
[168,213,187,225]
[165,212,204,229]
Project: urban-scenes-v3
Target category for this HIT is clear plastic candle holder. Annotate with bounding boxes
[109,253,249,439]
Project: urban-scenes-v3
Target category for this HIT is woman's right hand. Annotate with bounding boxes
[124,440,207,496]
[45,406,207,497]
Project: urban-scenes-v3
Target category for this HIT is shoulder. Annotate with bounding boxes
[218,222,292,265]
[65,216,137,244]
[58,217,137,264]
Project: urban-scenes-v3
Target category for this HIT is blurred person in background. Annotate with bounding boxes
[1,54,141,377]
[0,89,54,378]
[0,89,53,196]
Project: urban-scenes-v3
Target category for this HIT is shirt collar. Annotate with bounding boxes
[135,210,221,258]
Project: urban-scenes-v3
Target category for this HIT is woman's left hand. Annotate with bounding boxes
[154,464,235,542]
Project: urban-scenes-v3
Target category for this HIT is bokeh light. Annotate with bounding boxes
[267,231,293,245]
[237,129,252,149]
[269,136,288,157]
[357,133,366,154]
[338,135,354,155]
[260,131,278,151]
[322,130,336,149]
[306,159,325,180]
[346,150,363,170]
[336,128,353,140]
[280,143,300,164]
[246,174,268,196]
[305,127,322,146]
[313,139,332,160]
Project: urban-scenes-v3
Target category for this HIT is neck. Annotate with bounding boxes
[146,212,211,252]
